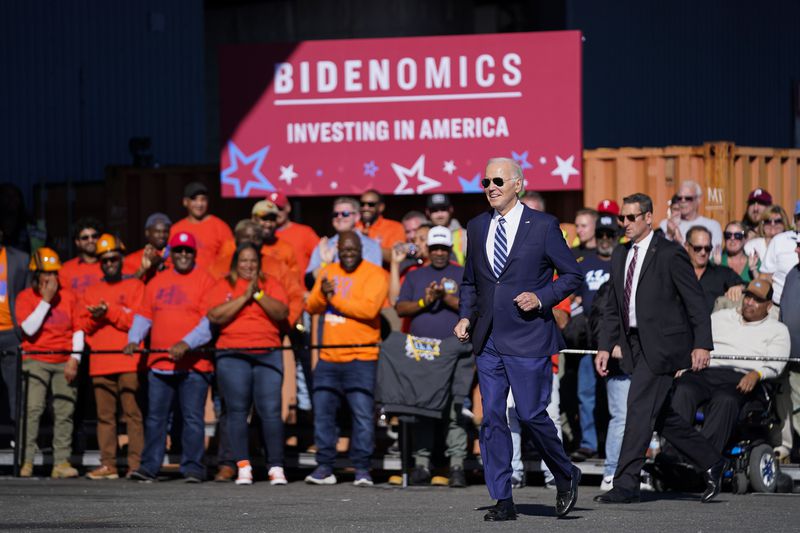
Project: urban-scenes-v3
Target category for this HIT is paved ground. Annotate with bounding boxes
[1,475,798,532]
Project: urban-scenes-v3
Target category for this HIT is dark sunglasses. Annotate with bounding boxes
[744,292,769,304]
[748,199,771,206]
[100,256,121,264]
[258,214,278,222]
[332,210,355,218]
[689,244,713,253]
[172,246,195,255]
[723,231,745,240]
[617,212,644,223]
[360,201,379,208]
[764,218,784,226]
[677,195,695,202]
[481,177,513,188]
[79,232,100,241]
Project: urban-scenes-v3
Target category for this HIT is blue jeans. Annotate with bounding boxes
[216,351,284,467]
[577,354,598,451]
[312,359,376,470]
[140,371,211,478]
[604,375,631,477]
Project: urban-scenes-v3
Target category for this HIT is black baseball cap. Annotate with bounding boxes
[183,181,209,198]
[427,193,451,209]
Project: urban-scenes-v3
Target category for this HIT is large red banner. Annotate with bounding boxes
[219,31,582,198]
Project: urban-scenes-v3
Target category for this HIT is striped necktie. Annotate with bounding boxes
[623,244,639,330]
[493,217,507,277]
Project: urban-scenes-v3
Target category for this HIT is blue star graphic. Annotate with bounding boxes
[458,173,483,193]
[363,161,379,177]
[511,150,533,170]
[220,142,275,198]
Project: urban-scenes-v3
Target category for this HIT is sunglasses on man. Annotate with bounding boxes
[689,244,713,253]
[258,214,278,222]
[332,210,355,218]
[481,177,515,188]
[79,232,100,241]
[723,231,745,240]
[617,212,644,223]
[360,201,379,208]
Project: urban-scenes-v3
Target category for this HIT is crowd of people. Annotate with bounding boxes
[0,175,797,495]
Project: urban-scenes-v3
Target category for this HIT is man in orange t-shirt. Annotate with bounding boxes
[58,216,104,298]
[356,189,406,265]
[269,191,320,274]
[123,212,172,283]
[304,231,388,487]
[79,234,145,479]
[124,231,216,482]
[16,247,83,478]
[169,182,233,272]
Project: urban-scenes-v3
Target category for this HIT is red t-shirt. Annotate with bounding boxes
[169,215,234,271]
[204,276,288,350]
[275,222,319,274]
[138,267,216,372]
[16,288,78,364]
[79,277,145,376]
[58,257,103,298]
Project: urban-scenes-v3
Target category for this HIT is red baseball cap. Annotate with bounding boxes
[747,188,772,206]
[168,231,197,250]
[597,199,620,216]
[265,191,288,209]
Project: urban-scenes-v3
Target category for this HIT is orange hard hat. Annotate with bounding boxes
[95,233,125,256]
[29,247,62,272]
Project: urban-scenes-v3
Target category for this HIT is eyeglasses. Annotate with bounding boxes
[723,231,745,240]
[617,213,644,223]
[79,233,100,241]
[677,195,695,202]
[689,244,713,253]
[743,292,769,304]
[258,214,278,222]
[332,211,355,218]
[360,201,379,208]
[481,177,515,188]
[748,199,771,206]
[764,218,784,226]
[100,256,121,264]
[172,247,194,255]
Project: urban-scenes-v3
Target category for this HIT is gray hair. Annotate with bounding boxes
[332,196,360,211]
[679,180,703,199]
[486,157,524,181]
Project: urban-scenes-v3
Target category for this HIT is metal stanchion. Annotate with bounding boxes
[13,347,24,477]
[400,417,411,488]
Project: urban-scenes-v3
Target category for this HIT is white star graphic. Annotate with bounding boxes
[443,160,457,175]
[550,155,579,186]
[391,155,441,195]
[330,181,338,190]
[279,164,298,185]
[539,156,547,165]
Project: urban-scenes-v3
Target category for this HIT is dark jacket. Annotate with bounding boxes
[0,245,30,343]
[599,232,712,375]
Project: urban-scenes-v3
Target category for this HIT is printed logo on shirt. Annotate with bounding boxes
[0,281,6,303]
[404,335,441,362]
[155,285,189,306]
[45,308,71,328]
[584,269,610,292]
[331,275,353,299]
[72,274,98,292]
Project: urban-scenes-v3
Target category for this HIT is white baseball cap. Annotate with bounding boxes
[427,226,453,247]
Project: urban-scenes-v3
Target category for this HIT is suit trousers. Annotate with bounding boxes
[477,335,573,500]
[613,331,720,493]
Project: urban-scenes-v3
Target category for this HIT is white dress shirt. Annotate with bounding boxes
[625,229,654,329]
[486,200,525,271]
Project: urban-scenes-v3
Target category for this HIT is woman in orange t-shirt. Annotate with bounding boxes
[206,242,289,486]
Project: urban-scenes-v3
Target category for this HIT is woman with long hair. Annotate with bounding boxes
[744,205,790,270]
[718,221,756,282]
[206,242,289,485]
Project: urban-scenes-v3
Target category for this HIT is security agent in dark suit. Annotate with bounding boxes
[455,157,583,521]
[0,230,30,423]
[594,193,726,504]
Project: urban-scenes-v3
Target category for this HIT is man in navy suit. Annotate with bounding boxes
[455,158,583,521]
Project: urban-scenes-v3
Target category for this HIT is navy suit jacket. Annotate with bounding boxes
[458,205,583,357]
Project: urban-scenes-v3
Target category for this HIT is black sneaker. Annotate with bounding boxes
[448,465,467,488]
[184,473,204,483]
[410,466,431,485]
[129,470,156,483]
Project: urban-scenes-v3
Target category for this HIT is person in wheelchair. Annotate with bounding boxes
[671,279,791,454]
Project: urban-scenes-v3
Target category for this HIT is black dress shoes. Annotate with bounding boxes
[593,487,641,504]
[555,466,581,517]
[484,500,517,521]
[701,458,727,503]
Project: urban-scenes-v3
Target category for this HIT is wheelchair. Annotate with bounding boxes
[646,381,793,494]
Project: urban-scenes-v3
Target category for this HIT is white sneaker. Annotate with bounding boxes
[268,466,288,486]
[235,465,253,485]
[600,476,614,492]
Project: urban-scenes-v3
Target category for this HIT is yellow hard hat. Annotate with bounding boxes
[95,233,125,256]
[29,247,62,272]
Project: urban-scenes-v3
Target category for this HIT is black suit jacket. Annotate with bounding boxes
[598,232,712,375]
[1,245,30,339]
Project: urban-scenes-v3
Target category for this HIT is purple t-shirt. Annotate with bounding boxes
[397,263,464,339]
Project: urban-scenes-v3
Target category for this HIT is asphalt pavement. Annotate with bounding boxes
[1,476,798,532]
